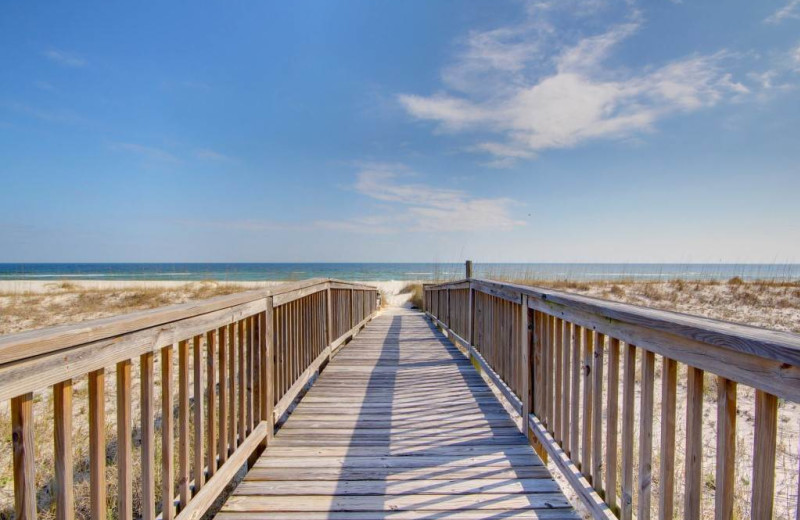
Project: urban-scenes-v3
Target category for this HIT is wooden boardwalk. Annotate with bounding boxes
[218,308,579,519]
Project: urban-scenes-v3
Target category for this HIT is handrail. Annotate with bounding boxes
[424,277,800,520]
[0,278,379,520]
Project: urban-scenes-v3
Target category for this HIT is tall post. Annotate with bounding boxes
[521,296,531,437]
[263,297,274,441]
[465,260,473,279]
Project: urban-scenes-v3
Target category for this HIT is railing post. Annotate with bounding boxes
[520,296,531,436]
[465,260,473,279]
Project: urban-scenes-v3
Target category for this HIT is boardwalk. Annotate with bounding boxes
[218,308,579,519]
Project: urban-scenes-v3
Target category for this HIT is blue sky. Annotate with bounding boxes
[0,0,798,263]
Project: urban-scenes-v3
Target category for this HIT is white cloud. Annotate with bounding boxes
[324,163,525,233]
[196,149,233,161]
[42,49,87,68]
[764,0,800,24]
[398,3,755,163]
[112,142,180,163]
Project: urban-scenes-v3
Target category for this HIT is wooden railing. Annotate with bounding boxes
[0,278,378,520]
[425,278,800,520]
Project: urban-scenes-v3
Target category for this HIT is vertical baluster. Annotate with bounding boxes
[238,319,246,443]
[117,360,133,520]
[248,316,255,434]
[218,325,228,463]
[162,345,175,520]
[659,358,677,520]
[561,320,571,452]
[545,315,553,430]
[751,390,778,518]
[638,350,655,520]
[581,327,593,479]
[228,323,236,453]
[592,332,604,492]
[89,369,106,520]
[684,366,704,520]
[206,330,218,477]
[178,340,190,509]
[11,392,35,520]
[193,335,205,491]
[54,380,74,520]
[554,318,563,442]
[715,376,736,520]
[141,352,155,520]
[265,300,275,440]
[570,324,581,463]
[606,338,620,513]
[621,343,636,520]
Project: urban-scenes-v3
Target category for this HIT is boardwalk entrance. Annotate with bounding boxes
[218,308,578,518]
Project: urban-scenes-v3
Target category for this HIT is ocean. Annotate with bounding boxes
[0,263,798,282]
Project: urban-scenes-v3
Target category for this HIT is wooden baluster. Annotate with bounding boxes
[638,350,655,520]
[561,320,571,453]
[605,337,620,513]
[193,335,205,491]
[248,316,255,434]
[554,317,563,443]
[228,323,236,453]
[141,352,156,520]
[592,332,604,493]
[89,369,106,520]
[162,345,174,520]
[178,339,190,509]
[659,357,677,520]
[238,319,246,443]
[581,327,593,479]
[520,297,531,438]
[570,323,581,463]
[545,315,553,431]
[117,360,133,520]
[684,366,704,520]
[218,325,228,463]
[206,330,218,477]
[751,390,778,518]
[715,376,736,520]
[54,381,74,520]
[264,301,275,440]
[621,343,636,520]
[11,392,35,520]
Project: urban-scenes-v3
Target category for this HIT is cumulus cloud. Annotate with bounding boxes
[323,163,525,233]
[398,1,754,164]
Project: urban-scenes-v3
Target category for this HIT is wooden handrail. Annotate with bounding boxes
[0,278,379,520]
[424,277,800,520]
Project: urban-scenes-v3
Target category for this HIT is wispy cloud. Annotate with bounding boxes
[196,148,234,162]
[2,101,86,124]
[398,1,755,164]
[323,163,525,233]
[33,80,57,92]
[111,142,180,163]
[764,0,800,24]
[42,49,87,68]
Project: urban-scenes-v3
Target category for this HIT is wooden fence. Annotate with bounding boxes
[0,278,378,520]
[425,277,800,520]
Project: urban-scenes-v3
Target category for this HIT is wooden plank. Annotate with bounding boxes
[264,301,274,439]
[554,317,563,441]
[193,335,204,491]
[620,343,636,520]
[605,337,620,514]
[235,478,559,495]
[141,352,156,520]
[561,319,571,451]
[715,376,736,520]
[238,319,246,443]
[162,345,175,520]
[117,360,133,520]
[11,392,35,520]
[521,296,531,434]
[228,323,237,453]
[54,380,74,520]
[89,369,106,520]
[658,357,677,520]
[751,390,778,518]
[570,322,580,462]
[178,340,190,508]
[581,327,593,479]
[684,366,704,520]
[638,349,655,520]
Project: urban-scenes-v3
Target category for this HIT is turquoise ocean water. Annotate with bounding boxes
[0,263,798,282]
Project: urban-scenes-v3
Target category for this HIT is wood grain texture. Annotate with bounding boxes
[141,352,156,520]
[162,345,175,520]
[658,357,677,520]
[751,390,778,518]
[220,309,578,519]
[11,392,35,520]
[637,350,655,520]
[605,337,620,514]
[193,335,204,491]
[117,360,133,520]
[89,369,106,520]
[620,343,636,520]
[715,376,736,520]
[684,366,704,520]
[54,380,74,520]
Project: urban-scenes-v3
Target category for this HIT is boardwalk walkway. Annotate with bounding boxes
[218,308,579,519]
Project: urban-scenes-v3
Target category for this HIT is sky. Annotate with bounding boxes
[0,0,798,263]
